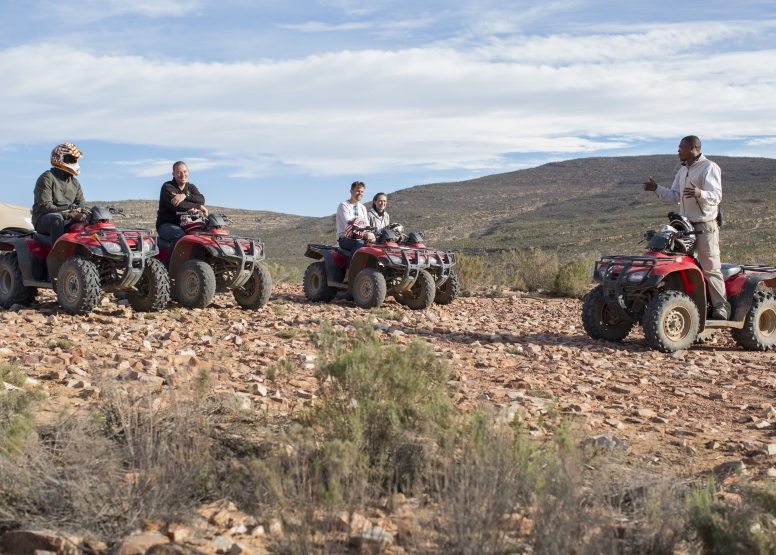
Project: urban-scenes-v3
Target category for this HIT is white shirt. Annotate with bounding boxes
[655,155,722,223]
[368,208,390,231]
[336,200,368,239]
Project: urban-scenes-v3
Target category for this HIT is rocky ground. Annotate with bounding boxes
[2,284,776,554]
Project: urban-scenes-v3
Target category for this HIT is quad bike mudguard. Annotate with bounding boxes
[304,245,347,288]
[721,268,776,327]
[0,234,50,284]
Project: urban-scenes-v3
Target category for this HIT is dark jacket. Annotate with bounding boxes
[156,180,206,230]
[31,168,86,227]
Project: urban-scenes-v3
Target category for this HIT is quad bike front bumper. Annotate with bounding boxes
[594,256,665,323]
[86,229,158,292]
[204,236,265,290]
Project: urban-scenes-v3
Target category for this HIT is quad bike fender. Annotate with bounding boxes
[0,236,49,284]
[305,248,347,288]
[347,252,379,294]
[169,239,209,279]
[727,274,776,324]
[46,241,88,286]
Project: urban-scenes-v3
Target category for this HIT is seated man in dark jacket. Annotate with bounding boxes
[156,161,209,253]
[32,143,88,242]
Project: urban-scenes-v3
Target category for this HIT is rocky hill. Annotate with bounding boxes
[99,154,776,271]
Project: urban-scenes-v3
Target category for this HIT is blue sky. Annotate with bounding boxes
[2,0,776,216]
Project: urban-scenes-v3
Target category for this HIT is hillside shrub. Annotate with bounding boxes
[456,253,490,293]
[552,256,594,298]
[266,262,301,283]
[0,362,44,455]
[498,248,559,292]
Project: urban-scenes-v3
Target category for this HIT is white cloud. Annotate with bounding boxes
[42,0,202,20]
[747,137,776,146]
[1,21,775,177]
[277,17,433,33]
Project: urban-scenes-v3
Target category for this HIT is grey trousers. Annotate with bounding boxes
[692,220,730,314]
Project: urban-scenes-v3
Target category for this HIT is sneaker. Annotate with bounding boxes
[711,305,729,320]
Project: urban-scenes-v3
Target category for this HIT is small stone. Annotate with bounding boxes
[762,406,776,420]
[166,523,190,543]
[605,418,625,429]
[211,535,233,553]
[113,532,169,555]
[251,383,267,397]
[635,408,656,418]
[0,531,72,555]
[755,421,772,430]
[268,518,282,536]
[714,460,747,475]
[581,434,629,451]
[349,526,395,552]
[759,444,776,456]
[48,370,67,381]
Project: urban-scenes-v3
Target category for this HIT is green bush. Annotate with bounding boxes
[552,257,593,298]
[691,478,776,555]
[266,262,301,284]
[310,321,452,486]
[0,363,43,455]
[497,248,559,292]
[455,253,490,293]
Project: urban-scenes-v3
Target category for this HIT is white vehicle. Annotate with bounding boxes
[0,203,33,232]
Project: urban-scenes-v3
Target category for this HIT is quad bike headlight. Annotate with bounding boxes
[142,239,155,252]
[628,270,648,283]
[103,241,122,253]
[220,244,237,256]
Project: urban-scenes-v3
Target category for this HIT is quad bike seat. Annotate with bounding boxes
[33,233,54,247]
[337,247,352,258]
[720,263,742,280]
[156,236,172,250]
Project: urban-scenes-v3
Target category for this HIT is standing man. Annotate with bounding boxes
[336,181,375,257]
[156,161,209,253]
[643,135,730,320]
[32,143,88,242]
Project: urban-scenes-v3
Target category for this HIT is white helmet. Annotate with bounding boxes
[51,143,84,176]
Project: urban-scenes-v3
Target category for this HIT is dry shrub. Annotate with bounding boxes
[691,477,776,555]
[266,262,301,283]
[552,256,594,298]
[455,253,490,293]
[0,386,214,540]
[497,248,559,292]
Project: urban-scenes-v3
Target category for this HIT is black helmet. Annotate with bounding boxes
[667,213,695,252]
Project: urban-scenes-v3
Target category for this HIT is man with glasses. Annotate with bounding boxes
[32,143,88,242]
[336,181,375,258]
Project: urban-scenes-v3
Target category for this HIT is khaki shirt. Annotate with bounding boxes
[31,168,85,226]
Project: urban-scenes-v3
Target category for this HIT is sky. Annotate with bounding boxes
[2,0,776,216]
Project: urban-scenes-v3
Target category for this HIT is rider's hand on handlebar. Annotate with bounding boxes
[642,176,658,192]
[364,231,376,243]
[200,206,209,217]
[66,211,87,222]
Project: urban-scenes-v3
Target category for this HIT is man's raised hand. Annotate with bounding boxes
[643,176,658,192]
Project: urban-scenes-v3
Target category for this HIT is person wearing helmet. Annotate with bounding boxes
[156,161,209,254]
[643,135,730,320]
[368,192,390,232]
[336,181,375,258]
[31,143,88,242]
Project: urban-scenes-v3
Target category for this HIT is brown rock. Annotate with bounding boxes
[146,544,209,555]
[0,530,78,555]
[166,523,191,543]
[113,532,170,555]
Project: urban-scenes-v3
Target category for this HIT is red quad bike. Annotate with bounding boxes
[0,205,169,314]
[582,213,776,353]
[303,224,458,309]
[155,209,272,310]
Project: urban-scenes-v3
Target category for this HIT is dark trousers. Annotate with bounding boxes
[158,223,187,253]
[34,213,68,242]
[338,237,365,258]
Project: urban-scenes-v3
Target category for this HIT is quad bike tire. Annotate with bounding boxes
[581,285,633,342]
[126,258,170,312]
[643,290,699,353]
[234,263,273,309]
[0,252,37,308]
[352,267,387,309]
[303,261,337,303]
[175,259,217,308]
[56,256,101,315]
[434,269,460,305]
[397,269,435,311]
[731,292,776,351]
